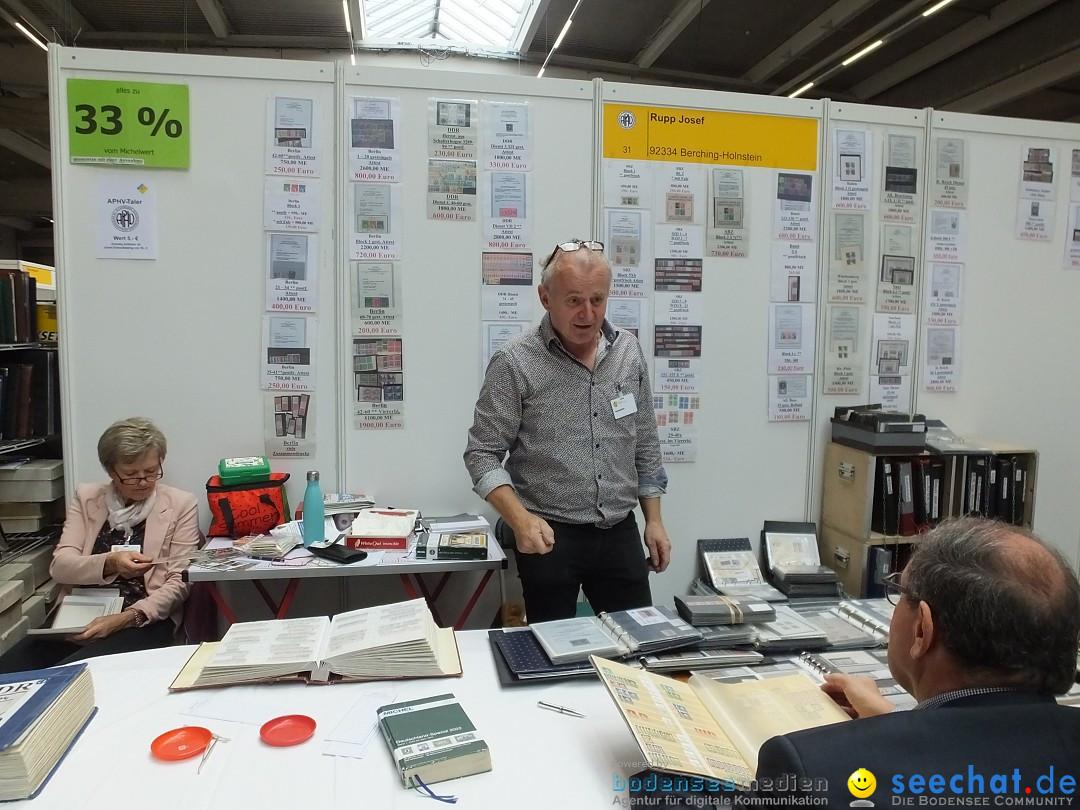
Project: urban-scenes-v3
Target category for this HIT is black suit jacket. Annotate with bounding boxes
[755,692,1080,807]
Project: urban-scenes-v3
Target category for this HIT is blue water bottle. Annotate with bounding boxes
[302,470,325,547]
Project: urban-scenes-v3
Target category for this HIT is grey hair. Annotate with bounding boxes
[903,516,1080,694]
[97,417,168,470]
[538,243,609,288]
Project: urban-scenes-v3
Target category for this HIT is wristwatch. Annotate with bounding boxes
[127,608,148,628]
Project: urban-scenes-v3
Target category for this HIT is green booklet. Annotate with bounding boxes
[377,693,491,788]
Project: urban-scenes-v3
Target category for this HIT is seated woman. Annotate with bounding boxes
[0,417,201,672]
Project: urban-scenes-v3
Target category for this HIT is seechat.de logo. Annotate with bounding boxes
[848,767,877,807]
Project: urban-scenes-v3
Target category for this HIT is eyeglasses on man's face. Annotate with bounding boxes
[883,571,914,605]
[115,465,164,485]
[543,239,604,268]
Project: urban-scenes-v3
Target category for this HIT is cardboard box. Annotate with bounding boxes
[19,546,54,589]
[0,460,64,503]
[0,579,21,614]
[19,592,47,629]
[0,498,64,518]
[0,562,34,603]
[0,616,28,655]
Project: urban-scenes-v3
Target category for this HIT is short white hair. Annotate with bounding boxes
[538,244,609,288]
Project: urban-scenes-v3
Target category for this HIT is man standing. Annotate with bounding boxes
[754,517,1080,805]
[464,239,670,623]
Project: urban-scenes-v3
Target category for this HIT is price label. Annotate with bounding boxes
[67,78,190,169]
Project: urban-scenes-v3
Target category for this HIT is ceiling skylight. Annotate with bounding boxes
[358,0,539,54]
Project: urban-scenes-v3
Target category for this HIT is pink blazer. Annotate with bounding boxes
[49,483,202,627]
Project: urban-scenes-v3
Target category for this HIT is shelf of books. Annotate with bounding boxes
[818,439,1037,598]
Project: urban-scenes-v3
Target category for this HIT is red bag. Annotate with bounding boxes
[205,473,290,537]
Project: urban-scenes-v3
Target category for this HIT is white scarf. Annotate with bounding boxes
[105,485,157,540]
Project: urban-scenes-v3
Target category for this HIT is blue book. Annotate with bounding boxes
[0,663,96,801]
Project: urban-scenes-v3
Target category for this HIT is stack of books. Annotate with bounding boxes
[674,594,776,625]
[696,538,787,602]
[762,521,839,598]
[830,404,926,453]
[529,605,703,664]
[0,663,96,801]
[750,605,830,653]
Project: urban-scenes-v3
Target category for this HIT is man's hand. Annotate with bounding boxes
[821,673,894,718]
[104,551,153,579]
[643,520,671,572]
[70,611,136,644]
[512,513,555,555]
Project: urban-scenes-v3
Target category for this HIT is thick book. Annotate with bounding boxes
[376,693,491,788]
[26,587,123,637]
[0,663,97,801]
[592,656,849,788]
[529,605,703,665]
[169,598,461,690]
[344,508,418,550]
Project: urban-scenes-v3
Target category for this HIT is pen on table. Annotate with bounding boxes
[537,700,586,718]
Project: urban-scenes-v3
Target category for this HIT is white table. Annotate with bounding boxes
[14,631,640,810]
[185,539,508,629]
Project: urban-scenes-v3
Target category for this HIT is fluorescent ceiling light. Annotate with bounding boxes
[552,18,573,51]
[841,39,884,67]
[342,0,352,35]
[350,52,356,65]
[788,82,814,99]
[537,66,546,77]
[922,0,956,17]
[13,21,47,51]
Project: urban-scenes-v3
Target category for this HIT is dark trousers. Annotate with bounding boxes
[0,620,176,674]
[512,512,652,623]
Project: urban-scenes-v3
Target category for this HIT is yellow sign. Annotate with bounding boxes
[603,104,818,171]
[19,261,54,291]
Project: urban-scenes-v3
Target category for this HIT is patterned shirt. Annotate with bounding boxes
[90,519,149,609]
[465,314,667,528]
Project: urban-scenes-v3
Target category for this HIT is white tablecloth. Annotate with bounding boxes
[14,631,640,809]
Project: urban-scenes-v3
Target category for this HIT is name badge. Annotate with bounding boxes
[611,394,637,419]
[111,544,142,555]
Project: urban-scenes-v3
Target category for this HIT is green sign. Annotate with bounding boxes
[67,78,190,169]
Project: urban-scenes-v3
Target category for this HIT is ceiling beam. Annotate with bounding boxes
[944,47,1080,112]
[74,31,354,49]
[536,52,769,92]
[0,98,49,137]
[743,0,876,85]
[0,216,33,231]
[33,0,93,40]
[851,0,1059,100]
[0,129,49,168]
[349,0,365,41]
[194,0,231,39]
[510,0,553,53]
[0,0,54,41]
[770,0,927,96]
[633,0,713,68]
[0,179,51,216]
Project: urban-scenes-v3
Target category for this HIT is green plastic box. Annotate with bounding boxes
[218,456,272,485]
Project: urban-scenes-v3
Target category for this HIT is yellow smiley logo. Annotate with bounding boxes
[848,768,877,798]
